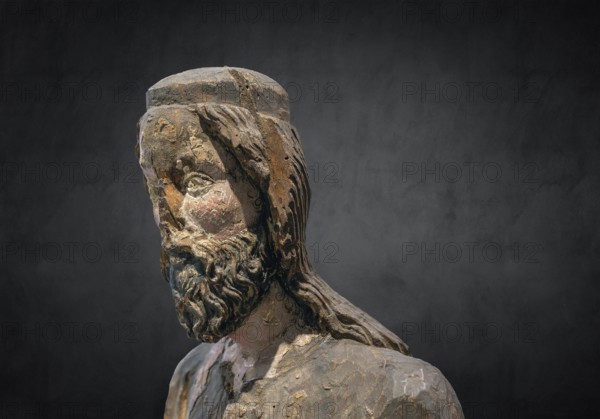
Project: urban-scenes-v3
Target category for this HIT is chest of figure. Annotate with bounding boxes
[189,357,390,419]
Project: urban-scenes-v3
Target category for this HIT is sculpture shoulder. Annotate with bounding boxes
[299,339,464,418]
[169,342,216,385]
[376,350,464,419]
[164,342,224,419]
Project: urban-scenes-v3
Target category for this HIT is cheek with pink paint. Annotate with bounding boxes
[181,182,246,236]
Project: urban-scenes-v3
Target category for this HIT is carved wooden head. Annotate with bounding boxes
[137,67,409,354]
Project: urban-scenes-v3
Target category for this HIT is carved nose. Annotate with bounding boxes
[157,179,184,231]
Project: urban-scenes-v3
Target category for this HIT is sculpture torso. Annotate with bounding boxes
[138,67,464,419]
[165,335,463,419]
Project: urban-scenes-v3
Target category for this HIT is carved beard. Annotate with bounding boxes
[160,227,272,343]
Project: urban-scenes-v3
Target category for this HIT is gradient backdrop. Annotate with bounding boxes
[1,0,599,418]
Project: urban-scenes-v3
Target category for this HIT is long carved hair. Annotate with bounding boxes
[187,69,409,354]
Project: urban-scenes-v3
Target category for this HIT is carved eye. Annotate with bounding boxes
[183,173,214,196]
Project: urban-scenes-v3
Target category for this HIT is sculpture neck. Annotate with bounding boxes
[227,281,307,360]
[221,282,321,395]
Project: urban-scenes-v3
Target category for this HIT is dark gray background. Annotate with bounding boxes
[1,0,599,418]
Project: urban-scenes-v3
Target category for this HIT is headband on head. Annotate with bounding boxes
[146,66,290,121]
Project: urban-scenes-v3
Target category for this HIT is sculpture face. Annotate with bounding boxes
[138,106,272,342]
[138,107,261,235]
